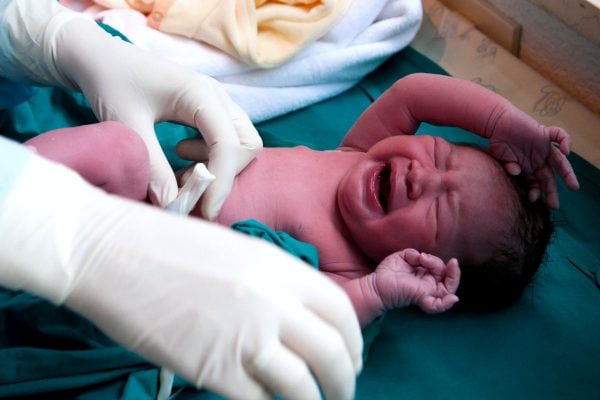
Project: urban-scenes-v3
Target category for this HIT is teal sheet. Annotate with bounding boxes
[1,47,599,399]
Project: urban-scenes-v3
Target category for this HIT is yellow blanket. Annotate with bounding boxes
[94,0,351,67]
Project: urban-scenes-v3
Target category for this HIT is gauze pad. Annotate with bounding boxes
[165,163,215,215]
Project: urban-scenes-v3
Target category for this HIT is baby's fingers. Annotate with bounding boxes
[535,166,559,208]
[549,145,580,191]
[525,174,541,202]
[547,126,571,155]
[504,162,521,176]
[419,294,459,314]
[528,187,541,202]
[401,248,424,267]
[417,252,446,278]
[445,258,461,294]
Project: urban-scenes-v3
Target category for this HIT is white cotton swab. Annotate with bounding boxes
[157,163,215,400]
[165,163,216,215]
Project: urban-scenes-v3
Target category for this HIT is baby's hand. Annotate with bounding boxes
[487,107,579,208]
[374,249,460,313]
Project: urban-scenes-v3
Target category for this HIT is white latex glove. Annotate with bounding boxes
[0,143,363,400]
[0,0,262,215]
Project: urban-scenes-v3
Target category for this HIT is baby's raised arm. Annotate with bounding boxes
[340,73,579,207]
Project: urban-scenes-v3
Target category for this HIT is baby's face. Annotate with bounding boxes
[337,135,513,263]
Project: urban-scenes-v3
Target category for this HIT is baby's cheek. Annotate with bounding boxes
[388,215,436,255]
[354,221,401,262]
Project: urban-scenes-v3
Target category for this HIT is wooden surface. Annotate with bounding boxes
[411,0,600,168]
[439,0,522,55]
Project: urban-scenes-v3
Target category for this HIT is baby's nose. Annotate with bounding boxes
[406,159,444,199]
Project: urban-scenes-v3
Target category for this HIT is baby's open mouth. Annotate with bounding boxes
[377,164,391,212]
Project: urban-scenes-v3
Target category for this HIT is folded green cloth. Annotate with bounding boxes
[232,219,319,268]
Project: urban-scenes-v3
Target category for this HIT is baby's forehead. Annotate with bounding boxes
[453,142,502,170]
[457,145,515,215]
[446,145,517,263]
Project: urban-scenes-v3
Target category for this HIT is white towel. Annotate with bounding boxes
[62,0,423,122]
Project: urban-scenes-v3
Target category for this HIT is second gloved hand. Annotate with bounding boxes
[1,0,262,214]
[0,145,362,400]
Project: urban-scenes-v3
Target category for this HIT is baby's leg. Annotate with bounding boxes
[25,122,150,201]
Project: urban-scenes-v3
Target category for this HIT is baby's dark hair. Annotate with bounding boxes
[455,146,554,312]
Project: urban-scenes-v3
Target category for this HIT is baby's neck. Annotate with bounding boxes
[211,146,372,275]
[215,146,356,234]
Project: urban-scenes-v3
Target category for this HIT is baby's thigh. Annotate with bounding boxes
[26,122,150,200]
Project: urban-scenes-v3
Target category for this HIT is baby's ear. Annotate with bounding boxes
[176,138,209,162]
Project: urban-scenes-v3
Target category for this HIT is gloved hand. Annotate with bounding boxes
[0,0,262,216]
[0,143,363,400]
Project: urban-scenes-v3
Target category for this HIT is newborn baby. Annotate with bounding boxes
[26,73,578,326]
